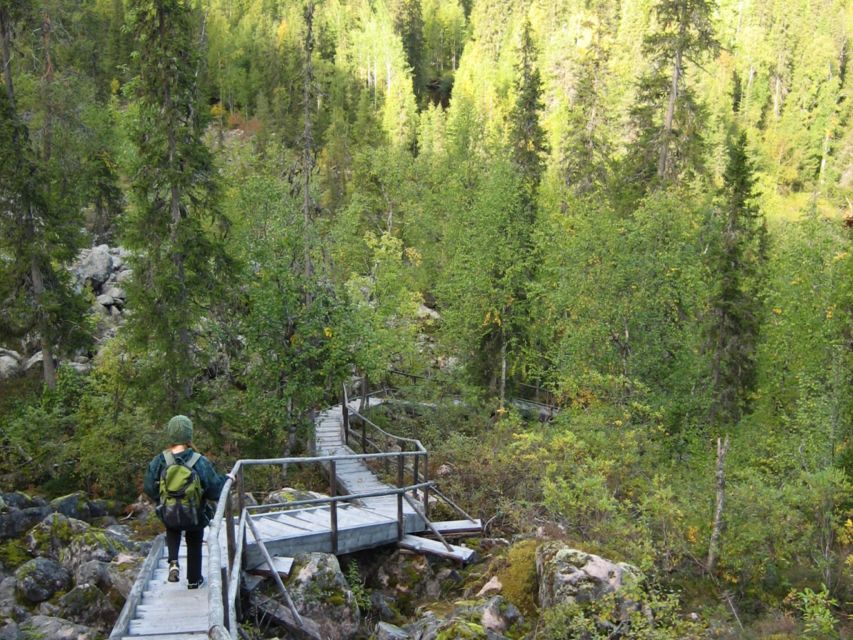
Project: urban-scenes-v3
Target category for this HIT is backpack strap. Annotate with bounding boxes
[185,452,201,469]
[163,450,176,467]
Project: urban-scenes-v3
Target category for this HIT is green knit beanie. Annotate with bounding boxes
[166,415,193,444]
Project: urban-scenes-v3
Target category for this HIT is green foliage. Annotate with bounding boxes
[539,585,707,639]
[344,561,371,613]
[794,584,839,639]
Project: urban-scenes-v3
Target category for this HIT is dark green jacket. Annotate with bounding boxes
[143,448,226,530]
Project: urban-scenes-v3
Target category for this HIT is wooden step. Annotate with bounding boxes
[249,556,294,577]
[398,534,478,563]
[118,634,208,639]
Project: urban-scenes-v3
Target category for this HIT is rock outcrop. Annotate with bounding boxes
[0,492,144,639]
[286,552,361,640]
[535,542,640,609]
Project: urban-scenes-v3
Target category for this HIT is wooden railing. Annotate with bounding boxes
[205,389,480,639]
[206,452,436,638]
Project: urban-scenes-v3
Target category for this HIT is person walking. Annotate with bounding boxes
[144,415,230,589]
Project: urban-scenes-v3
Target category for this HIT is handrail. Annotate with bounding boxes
[343,385,427,452]
[247,481,436,514]
[205,390,480,639]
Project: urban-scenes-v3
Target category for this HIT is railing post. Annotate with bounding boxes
[423,452,430,520]
[413,453,420,500]
[225,493,236,612]
[397,453,404,540]
[330,460,338,554]
[342,398,349,446]
[360,418,366,454]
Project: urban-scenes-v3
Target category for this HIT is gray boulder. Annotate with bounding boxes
[77,246,113,288]
[0,576,18,616]
[1,493,45,510]
[56,584,117,630]
[0,506,52,540]
[535,542,640,609]
[104,286,125,302]
[0,355,19,380]
[15,557,71,603]
[96,293,114,307]
[19,615,99,640]
[0,348,21,360]
[105,553,143,602]
[286,552,360,640]
[115,268,133,284]
[0,621,22,640]
[50,492,92,521]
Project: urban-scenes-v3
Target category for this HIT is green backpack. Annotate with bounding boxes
[156,450,204,529]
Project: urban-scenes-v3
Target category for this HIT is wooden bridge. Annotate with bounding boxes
[109,389,481,640]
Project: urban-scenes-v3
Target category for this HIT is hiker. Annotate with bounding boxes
[143,415,231,589]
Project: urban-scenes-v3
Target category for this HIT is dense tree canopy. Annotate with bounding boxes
[1,0,853,634]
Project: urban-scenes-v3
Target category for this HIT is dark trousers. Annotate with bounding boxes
[166,527,204,583]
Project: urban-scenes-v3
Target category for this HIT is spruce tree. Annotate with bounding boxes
[0,1,90,389]
[124,0,231,412]
[629,0,718,185]
[705,132,767,428]
[508,19,547,202]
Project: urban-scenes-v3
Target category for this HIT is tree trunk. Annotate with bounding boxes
[658,45,682,179]
[41,11,53,163]
[706,435,730,574]
[2,9,56,390]
[0,8,14,111]
[499,328,507,412]
[302,2,315,304]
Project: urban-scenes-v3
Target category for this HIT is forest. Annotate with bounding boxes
[0,0,852,637]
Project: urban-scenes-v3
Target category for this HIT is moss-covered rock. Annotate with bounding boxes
[0,540,31,572]
[49,492,92,522]
[407,596,524,640]
[19,615,99,640]
[26,514,128,574]
[493,539,539,618]
[535,541,640,609]
[284,552,360,640]
[55,584,116,631]
[14,557,71,604]
[373,550,450,616]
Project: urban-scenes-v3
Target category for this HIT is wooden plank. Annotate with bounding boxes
[249,556,294,578]
[398,534,478,563]
[429,519,483,536]
[118,634,208,640]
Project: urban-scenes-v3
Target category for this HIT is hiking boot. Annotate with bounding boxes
[187,576,204,590]
[167,561,179,583]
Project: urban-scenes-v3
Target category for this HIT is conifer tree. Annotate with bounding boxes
[0,1,90,389]
[124,0,231,412]
[508,19,547,201]
[390,0,425,101]
[630,0,718,184]
[705,132,767,428]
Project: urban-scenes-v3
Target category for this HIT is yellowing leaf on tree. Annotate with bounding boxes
[324,327,333,338]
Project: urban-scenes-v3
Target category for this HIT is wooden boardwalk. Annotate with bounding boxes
[110,397,479,640]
